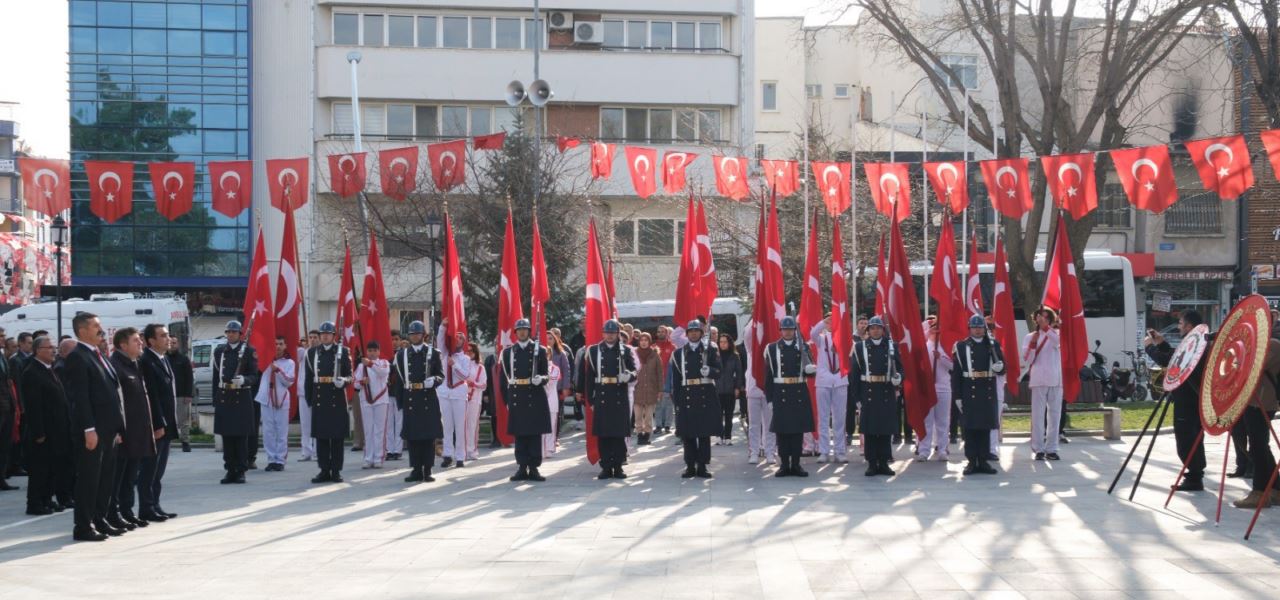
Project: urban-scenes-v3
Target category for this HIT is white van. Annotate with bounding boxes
[614,297,751,342]
[191,337,222,406]
[0,293,191,350]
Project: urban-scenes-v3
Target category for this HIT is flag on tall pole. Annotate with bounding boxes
[275,208,302,418]
[583,219,609,465]
[530,214,551,346]
[886,213,936,440]
[243,228,275,372]
[1041,215,1088,403]
[439,211,468,354]
[336,243,360,350]
[360,230,393,355]
[605,258,618,319]
[874,234,889,318]
[753,193,786,386]
[674,197,699,327]
[966,233,984,318]
[750,201,770,387]
[992,239,1021,399]
[495,210,523,447]
[830,221,852,375]
[693,197,718,318]
[796,209,823,440]
[929,215,967,352]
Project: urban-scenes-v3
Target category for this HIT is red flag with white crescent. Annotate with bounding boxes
[1184,134,1254,201]
[84,160,134,223]
[243,228,276,373]
[874,234,888,318]
[336,243,359,350]
[673,198,699,327]
[1040,152,1098,219]
[928,215,967,352]
[923,160,969,213]
[713,155,750,200]
[1041,216,1088,403]
[361,231,393,356]
[266,157,310,212]
[750,201,770,386]
[863,162,911,222]
[757,194,785,379]
[830,221,852,375]
[693,198,717,317]
[886,216,935,439]
[812,161,852,216]
[761,159,799,197]
[992,239,1020,399]
[966,233,984,318]
[494,210,524,447]
[148,161,196,221]
[531,215,551,345]
[19,158,70,217]
[624,146,658,199]
[1109,145,1179,214]
[662,151,697,194]
[275,208,303,418]
[440,213,468,354]
[378,146,419,201]
[327,152,367,199]
[797,210,823,438]
[979,158,1033,219]
[209,160,252,218]
[590,142,615,179]
[428,140,467,191]
[583,219,608,464]
[1262,129,1280,182]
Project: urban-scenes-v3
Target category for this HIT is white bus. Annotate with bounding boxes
[0,293,192,350]
[614,298,751,342]
[859,250,1138,362]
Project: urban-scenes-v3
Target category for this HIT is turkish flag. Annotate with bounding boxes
[267,157,310,212]
[243,228,276,373]
[979,158,1034,219]
[1040,152,1098,219]
[19,158,70,216]
[472,131,506,150]
[84,160,134,223]
[531,215,551,345]
[874,234,888,318]
[1185,134,1254,200]
[1262,129,1280,181]
[1109,145,1179,214]
[863,162,911,222]
[336,243,360,350]
[797,210,823,338]
[440,213,468,356]
[378,146,419,201]
[693,198,717,317]
[276,207,303,418]
[886,215,935,440]
[148,161,196,221]
[714,155,750,200]
[662,151,697,194]
[583,219,609,464]
[674,198,700,327]
[327,152,367,199]
[557,136,581,153]
[606,259,618,319]
[1041,216,1088,402]
[361,230,394,358]
[624,146,658,199]
[966,234,984,318]
[494,211,524,447]
[761,159,799,197]
[749,203,769,385]
[929,215,967,353]
[830,221,852,376]
[209,160,252,218]
[991,239,1021,399]
[590,142,615,179]
[750,195,785,387]
[813,161,853,216]
[428,139,467,191]
[924,160,969,213]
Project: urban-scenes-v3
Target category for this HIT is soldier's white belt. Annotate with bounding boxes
[315,377,335,383]
[220,383,242,390]
[598,377,620,384]
[683,378,713,385]
[861,375,889,383]
[511,378,534,385]
[773,377,804,384]
[964,371,994,379]
[408,383,427,390]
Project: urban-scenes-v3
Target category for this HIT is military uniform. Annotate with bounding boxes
[951,333,1006,474]
[500,333,551,481]
[670,330,721,477]
[578,338,638,478]
[848,333,903,476]
[765,331,816,477]
[391,342,443,482]
[305,341,353,482]
[212,337,259,482]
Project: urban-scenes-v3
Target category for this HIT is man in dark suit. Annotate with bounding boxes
[138,324,178,521]
[64,313,125,542]
[7,331,33,480]
[22,336,71,515]
[0,328,18,491]
[167,337,195,453]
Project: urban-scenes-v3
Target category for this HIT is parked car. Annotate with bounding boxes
[191,337,222,407]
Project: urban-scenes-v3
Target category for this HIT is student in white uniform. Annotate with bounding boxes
[438,332,472,469]
[256,336,296,471]
[742,319,777,465]
[353,341,391,469]
[921,318,954,461]
[1022,307,1063,461]
[463,342,486,461]
[542,360,561,458]
[810,316,849,463]
[297,331,318,462]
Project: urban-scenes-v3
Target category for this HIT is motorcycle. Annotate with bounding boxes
[1081,339,1108,383]
[1108,351,1148,403]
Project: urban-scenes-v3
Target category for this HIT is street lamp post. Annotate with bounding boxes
[425,213,443,331]
[51,215,68,339]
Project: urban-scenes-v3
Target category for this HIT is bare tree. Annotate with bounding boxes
[1218,0,1280,128]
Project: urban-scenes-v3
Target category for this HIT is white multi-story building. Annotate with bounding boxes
[252,1,755,327]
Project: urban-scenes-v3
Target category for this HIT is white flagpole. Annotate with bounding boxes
[961,88,969,276]
[921,109,930,316]
[850,93,859,321]
[991,84,1000,250]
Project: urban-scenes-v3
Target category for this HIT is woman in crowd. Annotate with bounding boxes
[715,333,744,446]
[463,342,486,462]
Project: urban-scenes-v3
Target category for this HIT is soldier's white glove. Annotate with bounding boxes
[619,372,633,383]
[333,377,347,388]
[423,377,437,389]
[891,373,903,386]
[231,375,245,386]
[699,366,710,377]
[532,375,547,386]
[992,361,1005,374]
[803,364,817,375]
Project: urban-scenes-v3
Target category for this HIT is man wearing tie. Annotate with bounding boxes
[21,336,71,515]
[138,324,179,522]
[64,313,125,542]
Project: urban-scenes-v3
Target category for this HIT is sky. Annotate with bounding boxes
[756,0,862,25]
[0,0,68,158]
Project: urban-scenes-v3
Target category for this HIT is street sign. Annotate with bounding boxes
[0,159,14,175]
[1159,242,1175,251]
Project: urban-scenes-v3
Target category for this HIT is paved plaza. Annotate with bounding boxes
[2,431,1280,599]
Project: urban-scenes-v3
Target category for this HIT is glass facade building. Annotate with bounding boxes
[68,0,250,288]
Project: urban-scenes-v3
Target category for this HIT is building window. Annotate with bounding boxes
[388,15,414,47]
[650,22,673,49]
[1095,184,1132,228]
[387,104,414,139]
[676,22,695,51]
[627,21,647,49]
[442,105,468,136]
[625,108,648,141]
[834,84,850,98]
[676,109,698,142]
[805,84,822,98]
[755,144,765,160]
[604,20,624,47]
[442,16,468,48]
[639,219,677,256]
[334,14,359,45]
[470,107,493,135]
[1164,192,1222,234]
[602,106,723,143]
[699,22,722,51]
[417,16,437,47]
[698,110,721,143]
[495,18,521,49]
[362,14,384,46]
[415,106,439,138]
[524,18,543,50]
[614,220,636,255]
[938,54,978,89]
[601,108,625,140]
[471,17,492,49]
[650,109,673,143]
[762,82,778,111]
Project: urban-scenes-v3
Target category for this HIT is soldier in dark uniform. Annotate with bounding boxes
[212,321,259,485]
[577,319,638,480]
[766,316,818,477]
[849,317,904,477]
[952,315,1006,475]
[499,319,551,482]
[391,320,443,483]
[304,322,352,484]
[669,320,721,478]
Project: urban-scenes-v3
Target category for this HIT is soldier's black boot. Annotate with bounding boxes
[598,467,612,480]
[792,457,808,477]
[613,467,627,479]
[865,462,878,477]
[977,460,997,475]
[330,471,343,483]
[681,463,697,478]
[878,461,895,477]
[311,470,330,484]
[422,468,435,482]
[405,467,423,483]
[963,461,978,475]
[696,464,712,478]
[510,466,529,482]
[528,467,546,482]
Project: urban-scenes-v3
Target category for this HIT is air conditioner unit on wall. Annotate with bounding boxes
[548,11,573,30]
[574,21,603,44]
